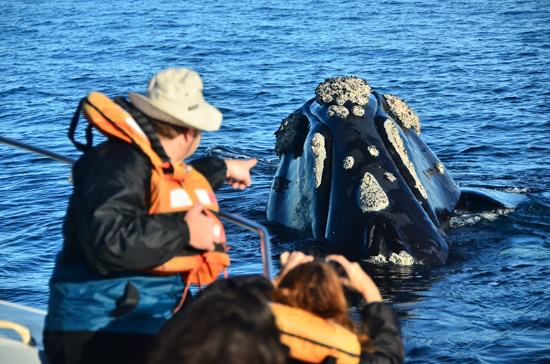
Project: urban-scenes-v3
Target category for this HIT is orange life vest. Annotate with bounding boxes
[77,91,230,310]
[270,303,361,364]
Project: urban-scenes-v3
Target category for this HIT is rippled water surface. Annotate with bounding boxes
[1,0,549,363]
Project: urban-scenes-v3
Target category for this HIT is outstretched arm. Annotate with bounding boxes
[224,158,257,190]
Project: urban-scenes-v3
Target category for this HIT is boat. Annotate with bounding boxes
[0,300,50,363]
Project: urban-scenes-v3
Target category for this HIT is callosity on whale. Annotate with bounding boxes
[267,76,517,266]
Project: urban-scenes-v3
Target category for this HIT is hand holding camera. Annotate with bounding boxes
[325,255,382,303]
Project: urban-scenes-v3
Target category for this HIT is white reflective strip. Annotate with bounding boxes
[116,107,147,139]
[213,225,221,237]
[125,117,147,139]
[195,189,211,205]
[170,189,192,208]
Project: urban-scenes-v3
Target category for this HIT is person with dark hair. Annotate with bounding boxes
[271,251,405,364]
[43,68,257,364]
[146,278,287,364]
[145,252,402,364]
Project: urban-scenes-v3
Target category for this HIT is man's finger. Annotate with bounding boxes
[280,251,290,265]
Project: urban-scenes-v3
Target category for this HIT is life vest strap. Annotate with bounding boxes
[70,94,139,152]
[68,98,94,152]
[169,252,230,314]
[113,96,172,171]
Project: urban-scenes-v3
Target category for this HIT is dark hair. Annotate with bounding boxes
[147,283,287,364]
[149,117,189,139]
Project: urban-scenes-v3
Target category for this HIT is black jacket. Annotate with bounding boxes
[61,139,227,274]
[358,302,405,364]
[59,140,226,273]
[45,139,228,334]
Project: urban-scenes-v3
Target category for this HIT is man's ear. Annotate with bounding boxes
[183,128,193,142]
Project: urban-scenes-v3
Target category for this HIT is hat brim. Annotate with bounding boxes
[128,92,222,132]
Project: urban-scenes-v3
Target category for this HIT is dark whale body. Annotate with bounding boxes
[267,76,518,265]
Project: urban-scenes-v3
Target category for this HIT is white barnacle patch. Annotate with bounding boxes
[310,133,326,188]
[343,156,354,169]
[425,162,446,176]
[368,254,388,264]
[315,76,371,120]
[384,119,428,199]
[327,105,349,119]
[383,94,421,135]
[367,145,379,157]
[358,172,389,212]
[389,251,415,265]
[315,76,371,106]
[351,105,364,117]
[274,112,300,156]
[384,172,396,182]
[369,251,416,266]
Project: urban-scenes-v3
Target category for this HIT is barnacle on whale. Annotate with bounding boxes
[383,94,421,135]
[359,172,389,212]
[315,76,371,119]
[311,133,326,188]
[384,119,428,199]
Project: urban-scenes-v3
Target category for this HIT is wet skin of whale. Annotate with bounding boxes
[267,76,518,266]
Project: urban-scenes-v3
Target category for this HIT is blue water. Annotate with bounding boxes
[1,0,549,362]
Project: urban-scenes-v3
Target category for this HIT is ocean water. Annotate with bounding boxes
[1,0,549,362]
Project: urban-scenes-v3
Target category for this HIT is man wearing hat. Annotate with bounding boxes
[43,68,257,364]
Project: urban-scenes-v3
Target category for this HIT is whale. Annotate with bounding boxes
[267,76,520,265]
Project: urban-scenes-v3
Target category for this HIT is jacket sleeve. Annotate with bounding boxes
[359,302,405,364]
[188,156,227,191]
[68,141,190,273]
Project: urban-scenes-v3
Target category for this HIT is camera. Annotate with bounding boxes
[325,259,348,278]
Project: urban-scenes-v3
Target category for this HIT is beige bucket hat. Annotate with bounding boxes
[128,68,222,131]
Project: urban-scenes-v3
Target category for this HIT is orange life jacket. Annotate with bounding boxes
[76,91,230,311]
[270,303,361,364]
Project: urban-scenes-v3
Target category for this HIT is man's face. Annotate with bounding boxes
[188,128,202,155]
